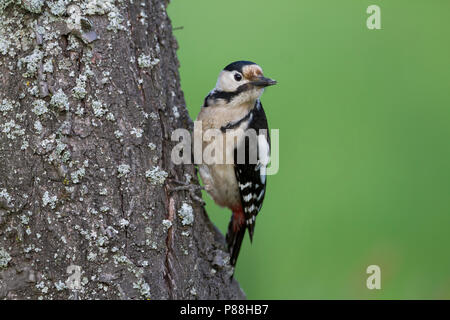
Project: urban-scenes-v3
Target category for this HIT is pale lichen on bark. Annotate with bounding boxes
[0,0,244,299]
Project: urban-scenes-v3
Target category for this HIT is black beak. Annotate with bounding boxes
[251,76,277,87]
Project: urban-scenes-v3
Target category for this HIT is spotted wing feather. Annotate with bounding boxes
[226,100,270,267]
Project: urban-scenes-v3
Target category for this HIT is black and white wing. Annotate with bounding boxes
[226,100,271,267]
[235,100,270,240]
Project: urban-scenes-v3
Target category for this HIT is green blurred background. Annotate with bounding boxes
[167,0,450,299]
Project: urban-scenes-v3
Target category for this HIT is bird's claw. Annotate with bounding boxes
[169,179,206,205]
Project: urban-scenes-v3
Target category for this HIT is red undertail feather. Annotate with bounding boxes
[226,205,246,267]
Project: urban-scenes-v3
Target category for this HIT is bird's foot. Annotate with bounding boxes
[169,178,205,205]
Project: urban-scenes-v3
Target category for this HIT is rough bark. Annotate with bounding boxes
[0,0,244,299]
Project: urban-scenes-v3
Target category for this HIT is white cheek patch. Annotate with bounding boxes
[215,70,250,93]
[215,71,237,92]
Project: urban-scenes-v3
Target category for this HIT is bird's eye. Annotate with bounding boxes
[234,73,242,81]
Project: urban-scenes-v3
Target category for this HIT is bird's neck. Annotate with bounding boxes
[196,99,257,131]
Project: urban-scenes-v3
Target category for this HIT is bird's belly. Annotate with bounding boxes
[198,164,240,209]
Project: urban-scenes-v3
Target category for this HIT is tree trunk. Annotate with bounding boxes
[0,0,244,299]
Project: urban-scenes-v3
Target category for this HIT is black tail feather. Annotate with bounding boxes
[226,217,246,268]
[248,220,256,243]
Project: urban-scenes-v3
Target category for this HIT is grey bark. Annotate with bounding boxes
[0,0,244,299]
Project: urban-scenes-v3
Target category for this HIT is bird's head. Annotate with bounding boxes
[205,61,276,107]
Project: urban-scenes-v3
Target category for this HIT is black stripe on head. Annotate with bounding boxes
[224,60,257,73]
[202,93,211,107]
[209,82,252,103]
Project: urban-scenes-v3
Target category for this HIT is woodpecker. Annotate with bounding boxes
[195,61,276,267]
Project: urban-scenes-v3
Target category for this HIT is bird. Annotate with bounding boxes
[194,60,276,268]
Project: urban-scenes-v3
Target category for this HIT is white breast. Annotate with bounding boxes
[198,163,240,209]
[197,124,248,210]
